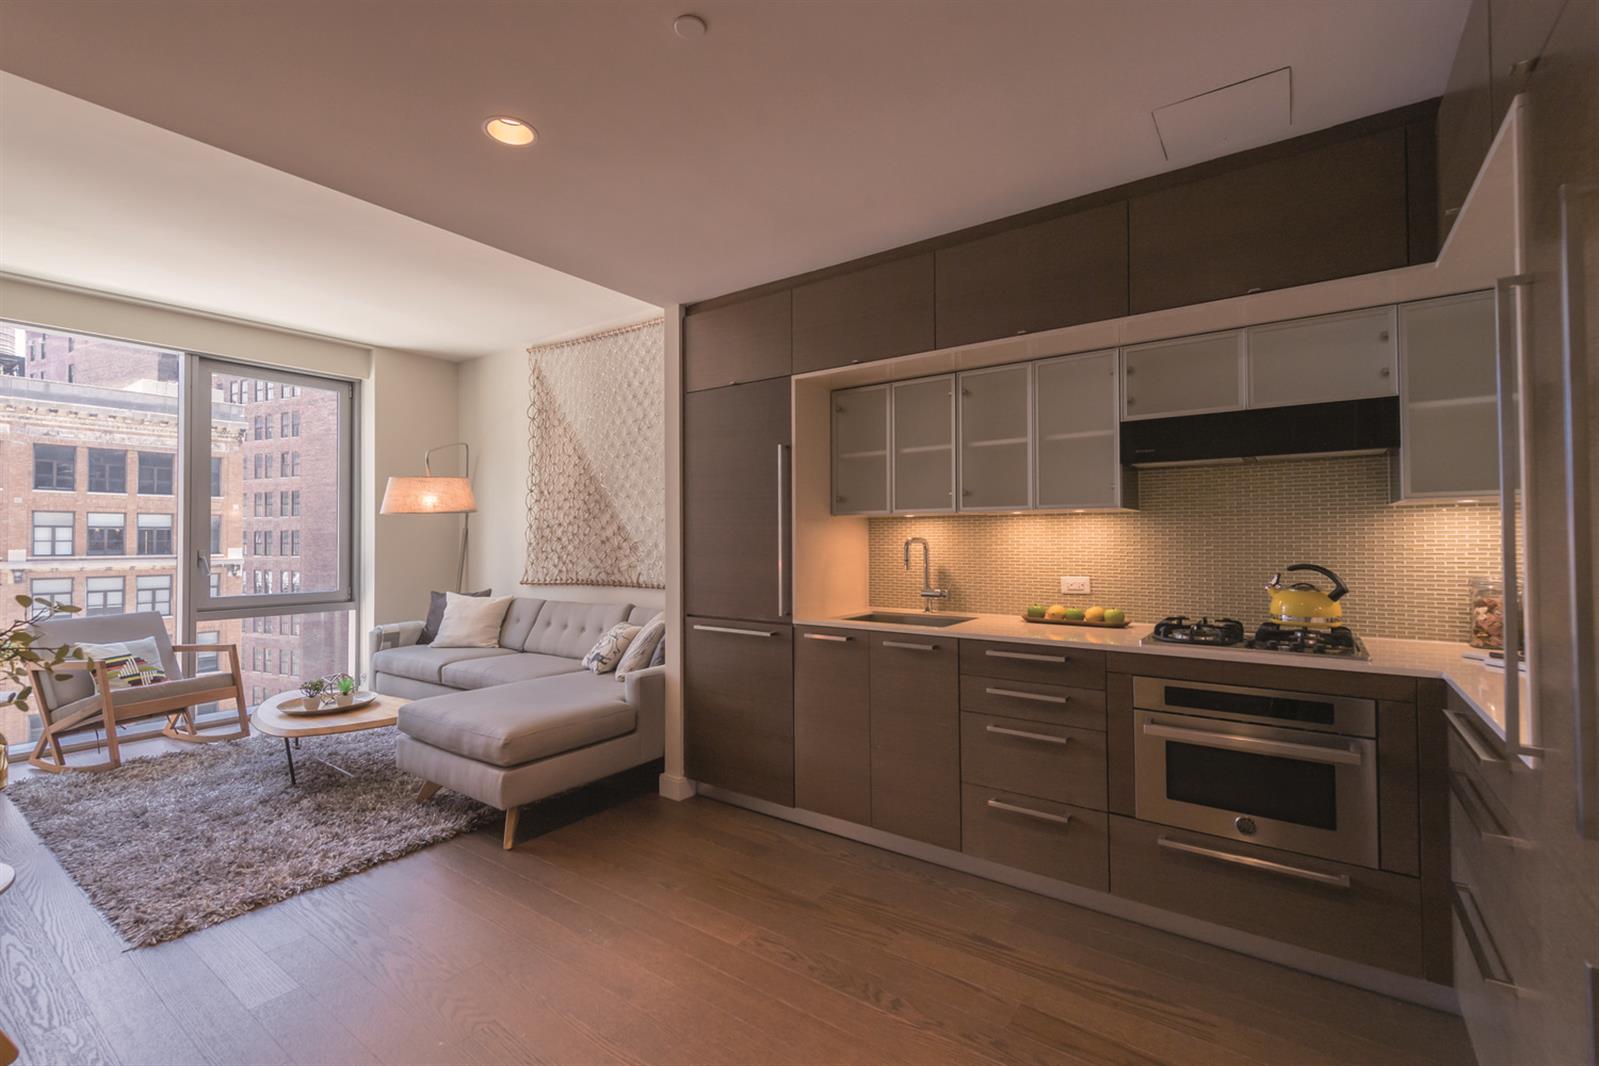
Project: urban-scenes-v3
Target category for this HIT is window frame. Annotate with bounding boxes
[88,447,128,493]
[32,443,75,491]
[31,510,74,557]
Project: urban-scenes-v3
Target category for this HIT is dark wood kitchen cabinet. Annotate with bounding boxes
[684,617,794,806]
[1488,0,1568,123]
[1436,0,1494,243]
[792,254,934,372]
[869,632,960,849]
[794,626,871,823]
[683,376,791,622]
[684,289,792,392]
[935,202,1129,348]
[1127,126,1410,312]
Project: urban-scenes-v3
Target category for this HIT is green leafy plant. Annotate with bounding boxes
[299,677,327,701]
[336,674,358,697]
[2,595,85,714]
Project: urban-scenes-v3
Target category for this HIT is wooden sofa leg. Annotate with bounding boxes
[417,781,441,802]
[502,806,521,851]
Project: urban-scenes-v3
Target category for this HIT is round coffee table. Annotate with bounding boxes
[252,690,404,785]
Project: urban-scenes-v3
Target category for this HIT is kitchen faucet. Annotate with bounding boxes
[903,537,949,612]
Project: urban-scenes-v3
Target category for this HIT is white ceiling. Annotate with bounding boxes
[0,0,1469,315]
[0,74,656,360]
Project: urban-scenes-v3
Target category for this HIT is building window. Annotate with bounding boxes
[88,448,127,493]
[290,452,301,477]
[210,456,222,497]
[86,512,125,555]
[135,575,172,616]
[251,686,266,707]
[33,443,75,490]
[264,454,275,478]
[252,454,264,479]
[279,529,301,556]
[290,491,301,516]
[67,364,75,382]
[137,451,174,495]
[29,577,74,609]
[253,415,273,441]
[253,530,271,556]
[209,572,221,597]
[280,451,290,475]
[157,353,179,382]
[136,513,174,555]
[85,577,125,617]
[195,631,220,672]
[210,514,222,555]
[31,511,73,556]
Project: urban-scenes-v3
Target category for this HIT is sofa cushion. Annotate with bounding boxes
[626,604,661,627]
[521,601,631,658]
[440,652,585,690]
[398,672,636,768]
[498,597,546,650]
[371,644,514,685]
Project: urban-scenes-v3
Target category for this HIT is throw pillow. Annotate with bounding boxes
[419,588,490,644]
[615,614,665,680]
[431,592,514,648]
[81,638,168,690]
[582,622,640,674]
[648,633,666,668]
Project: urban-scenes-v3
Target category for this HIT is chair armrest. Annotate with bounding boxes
[369,621,425,660]
[172,642,238,664]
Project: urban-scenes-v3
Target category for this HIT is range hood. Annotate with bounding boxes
[1119,397,1400,467]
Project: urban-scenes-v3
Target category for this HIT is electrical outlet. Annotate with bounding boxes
[1060,576,1091,595]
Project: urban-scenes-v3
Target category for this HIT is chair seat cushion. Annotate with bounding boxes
[398,673,636,768]
[49,672,239,724]
[439,653,585,690]
[372,644,514,685]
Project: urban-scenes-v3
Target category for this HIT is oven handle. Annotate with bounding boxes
[1141,720,1364,766]
[1157,836,1352,889]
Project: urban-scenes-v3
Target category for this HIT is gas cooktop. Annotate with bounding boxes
[1145,616,1370,660]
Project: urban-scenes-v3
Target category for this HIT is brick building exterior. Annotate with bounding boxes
[1,325,350,747]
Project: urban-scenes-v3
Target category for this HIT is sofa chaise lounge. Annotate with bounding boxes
[370,597,664,848]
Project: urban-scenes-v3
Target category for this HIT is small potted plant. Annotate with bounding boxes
[298,677,328,708]
[328,673,359,707]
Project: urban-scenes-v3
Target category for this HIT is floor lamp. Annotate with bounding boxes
[380,442,478,591]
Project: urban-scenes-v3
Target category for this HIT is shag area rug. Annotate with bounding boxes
[5,729,492,946]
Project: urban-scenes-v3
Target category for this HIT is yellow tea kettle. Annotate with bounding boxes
[1264,564,1349,628]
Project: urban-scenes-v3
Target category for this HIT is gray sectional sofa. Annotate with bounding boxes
[368,597,665,848]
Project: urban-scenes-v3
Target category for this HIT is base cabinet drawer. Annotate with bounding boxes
[795,626,871,824]
[1108,815,1425,977]
[960,712,1106,809]
[684,617,794,806]
[958,675,1106,731]
[870,634,960,850]
[962,785,1108,891]
[959,640,1106,689]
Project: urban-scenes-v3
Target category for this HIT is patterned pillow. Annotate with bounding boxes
[615,615,665,680]
[582,623,640,674]
[81,638,168,690]
[648,633,666,668]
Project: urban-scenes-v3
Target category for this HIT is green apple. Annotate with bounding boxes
[1025,604,1046,619]
[1064,608,1086,621]
[1103,608,1126,625]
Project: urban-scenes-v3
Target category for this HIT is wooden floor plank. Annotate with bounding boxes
[125,938,293,1066]
[0,909,120,1066]
[185,918,300,1010]
[72,955,210,1066]
[250,987,382,1066]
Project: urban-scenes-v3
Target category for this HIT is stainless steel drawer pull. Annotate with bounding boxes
[692,624,775,638]
[882,640,937,652]
[986,798,1072,826]
[1451,881,1523,993]
[985,723,1069,745]
[1443,709,1504,766]
[1448,771,1524,847]
[1157,836,1351,889]
[1142,720,1363,766]
[802,633,852,643]
[985,649,1066,663]
[985,686,1069,705]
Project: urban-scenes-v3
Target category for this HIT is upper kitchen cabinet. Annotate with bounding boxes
[684,290,792,393]
[1488,0,1568,124]
[683,377,792,622]
[1122,330,1246,420]
[1395,291,1499,500]
[1436,0,1494,243]
[1248,306,1398,409]
[892,375,956,513]
[1128,127,1410,313]
[831,384,890,516]
[958,364,1032,511]
[1035,350,1129,510]
[792,255,934,373]
[935,203,1128,348]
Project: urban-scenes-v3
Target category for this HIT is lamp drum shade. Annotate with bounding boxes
[381,476,477,514]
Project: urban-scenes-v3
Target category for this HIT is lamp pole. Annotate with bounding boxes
[423,442,472,592]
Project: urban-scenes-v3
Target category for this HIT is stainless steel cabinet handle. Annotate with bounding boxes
[1157,836,1351,889]
[985,723,1069,745]
[1495,273,1535,761]
[985,649,1066,663]
[882,640,937,651]
[777,443,790,619]
[1443,708,1504,766]
[692,624,775,638]
[1452,881,1523,992]
[1449,771,1523,847]
[802,633,851,643]
[985,686,1068,705]
[986,798,1071,826]
[1142,720,1363,766]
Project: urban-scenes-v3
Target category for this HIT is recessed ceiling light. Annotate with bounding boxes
[483,116,536,147]
[673,13,708,38]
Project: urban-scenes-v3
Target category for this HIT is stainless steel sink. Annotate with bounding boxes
[844,612,974,628]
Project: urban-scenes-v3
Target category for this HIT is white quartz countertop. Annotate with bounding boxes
[797,609,1527,741]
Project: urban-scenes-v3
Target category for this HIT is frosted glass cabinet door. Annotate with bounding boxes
[892,376,955,513]
[1398,291,1499,498]
[1035,350,1121,508]
[831,384,889,515]
[1247,306,1397,409]
[958,364,1032,510]
[1121,330,1245,419]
